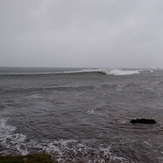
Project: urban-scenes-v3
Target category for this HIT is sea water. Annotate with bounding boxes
[0,67,163,163]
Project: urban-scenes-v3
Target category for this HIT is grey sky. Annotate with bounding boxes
[0,0,163,68]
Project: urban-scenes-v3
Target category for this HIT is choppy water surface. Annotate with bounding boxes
[0,67,163,163]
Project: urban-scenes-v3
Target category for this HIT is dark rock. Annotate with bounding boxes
[130,118,156,124]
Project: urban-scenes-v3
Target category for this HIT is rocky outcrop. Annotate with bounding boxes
[130,118,156,124]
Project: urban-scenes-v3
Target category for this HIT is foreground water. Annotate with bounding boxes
[0,67,163,163]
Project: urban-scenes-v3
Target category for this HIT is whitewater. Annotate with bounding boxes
[0,67,163,163]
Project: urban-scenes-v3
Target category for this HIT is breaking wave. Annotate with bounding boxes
[68,68,153,76]
[108,69,140,75]
[0,68,154,76]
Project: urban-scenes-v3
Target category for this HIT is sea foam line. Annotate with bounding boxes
[60,68,141,76]
[108,69,140,75]
[31,139,130,163]
[0,68,153,76]
[0,118,28,156]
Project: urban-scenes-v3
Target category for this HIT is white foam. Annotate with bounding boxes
[0,118,28,155]
[27,139,131,163]
[108,69,140,76]
[66,68,140,76]
[144,141,152,147]
[66,68,151,76]
[63,68,155,76]
[0,128,133,162]
[0,118,16,132]
[87,108,95,115]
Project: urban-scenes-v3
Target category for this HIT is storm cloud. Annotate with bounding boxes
[0,0,163,68]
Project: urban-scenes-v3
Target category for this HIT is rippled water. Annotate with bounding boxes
[0,67,163,162]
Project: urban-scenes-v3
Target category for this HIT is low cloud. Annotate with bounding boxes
[0,0,163,68]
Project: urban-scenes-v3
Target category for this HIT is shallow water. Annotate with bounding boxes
[0,67,163,162]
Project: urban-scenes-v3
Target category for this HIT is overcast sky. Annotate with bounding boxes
[0,0,163,68]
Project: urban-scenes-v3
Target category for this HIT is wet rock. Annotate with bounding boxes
[130,118,156,124]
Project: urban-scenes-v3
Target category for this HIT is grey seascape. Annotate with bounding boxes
[0,67,163,163]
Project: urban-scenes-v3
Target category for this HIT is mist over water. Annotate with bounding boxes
[0,67,163,163]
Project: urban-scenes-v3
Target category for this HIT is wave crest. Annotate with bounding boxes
[63,68,153,76]
[0,68,154,76]
[108,69,140,76]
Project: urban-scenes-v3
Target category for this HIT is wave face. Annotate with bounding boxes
[0,67,154,76]
[0,67,163,162]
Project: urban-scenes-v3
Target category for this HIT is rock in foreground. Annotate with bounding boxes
[130,118,156,124]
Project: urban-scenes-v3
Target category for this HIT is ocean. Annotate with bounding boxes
[0,67,163,163]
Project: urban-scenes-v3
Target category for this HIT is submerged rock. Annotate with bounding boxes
[130,118,156,124]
